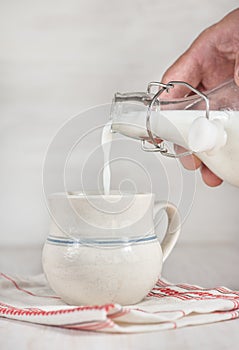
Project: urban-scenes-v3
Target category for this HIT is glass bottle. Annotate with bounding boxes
[110,79,239,187]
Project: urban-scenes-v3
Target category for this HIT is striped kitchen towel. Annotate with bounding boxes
[0,272,239,333]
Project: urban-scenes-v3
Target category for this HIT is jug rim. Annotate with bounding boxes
[48,191,154,199]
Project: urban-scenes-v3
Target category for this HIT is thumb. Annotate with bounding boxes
[162,51,202,98]
[234,51,239,87]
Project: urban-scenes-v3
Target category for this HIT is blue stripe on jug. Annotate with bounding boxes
[46,234,157,246]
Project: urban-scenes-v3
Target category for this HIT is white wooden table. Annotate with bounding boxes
[1,241,239,350]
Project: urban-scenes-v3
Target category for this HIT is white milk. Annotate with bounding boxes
[101,121,113,194]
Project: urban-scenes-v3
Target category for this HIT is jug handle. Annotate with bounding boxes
[154,201,181,262]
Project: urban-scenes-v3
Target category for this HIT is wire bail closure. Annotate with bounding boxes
[141,81,210,158]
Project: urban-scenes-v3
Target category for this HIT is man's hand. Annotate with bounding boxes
[162,8,239,187]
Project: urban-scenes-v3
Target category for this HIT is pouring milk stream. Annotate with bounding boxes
[106,79,239,188]
[101,121,113,194]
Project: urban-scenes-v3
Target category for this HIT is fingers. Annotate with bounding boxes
[174,145,201,170]
[175,145,222,187]
[161,50,202,98]
[234,51,239,87]
[200,164,223,187]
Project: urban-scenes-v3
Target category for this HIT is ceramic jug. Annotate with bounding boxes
[42,192,181,305]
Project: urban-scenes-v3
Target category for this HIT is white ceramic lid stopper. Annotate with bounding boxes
[188,117,227,153]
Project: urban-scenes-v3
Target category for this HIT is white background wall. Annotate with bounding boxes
[1,0,239,246]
